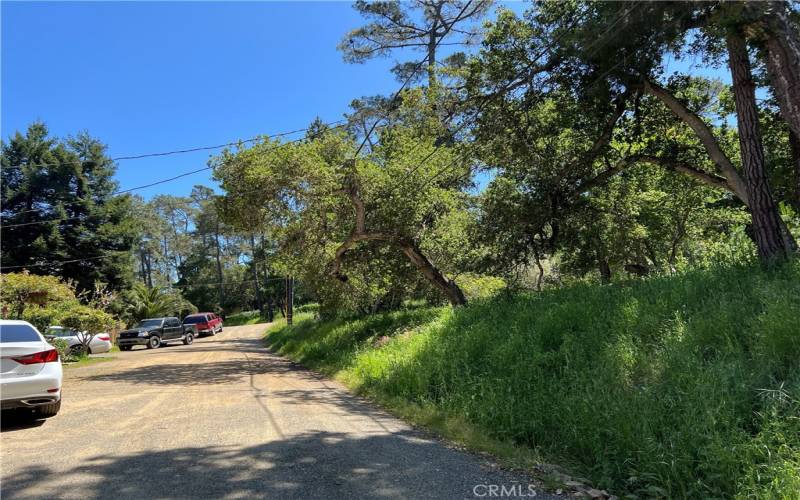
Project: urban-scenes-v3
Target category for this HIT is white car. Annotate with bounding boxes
[0,320,63,418]
[44,326,113,354]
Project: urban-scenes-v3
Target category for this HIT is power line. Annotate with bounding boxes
[1,122,349,228]
[0,253,119,270]
[1,123,344,172]
[0,249,277,277]
[168,275,285,290]
[352,0,477,157]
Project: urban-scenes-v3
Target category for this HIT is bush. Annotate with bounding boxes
[1,272,76,318]
[295,303,320,315]
[266,260,800,498]
[49,338,86,363]
[454,273,505,300]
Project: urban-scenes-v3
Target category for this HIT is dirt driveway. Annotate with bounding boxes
[1,324,556,499]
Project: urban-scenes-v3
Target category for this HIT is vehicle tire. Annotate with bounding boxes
[146,336,161,349]
[120,346,132,351]
[182,333,194,345]
[35,399,61,418]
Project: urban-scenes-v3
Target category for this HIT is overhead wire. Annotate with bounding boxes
[1,121,349,227]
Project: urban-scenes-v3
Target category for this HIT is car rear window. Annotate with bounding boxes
[183,316,206,324]
[0,324,41,342]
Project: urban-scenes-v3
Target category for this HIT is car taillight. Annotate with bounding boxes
[98,335,111,341]
[12,349,59,364]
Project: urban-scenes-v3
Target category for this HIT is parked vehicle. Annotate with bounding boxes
[182,312,223,336]
[0,320,63,418]
[117,317,196,351]
[44,326,112,354]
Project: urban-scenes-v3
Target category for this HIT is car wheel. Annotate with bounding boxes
[120,346,132,351]
[35,399,61,418]
[146,336,161,349]
[183,333,194,345]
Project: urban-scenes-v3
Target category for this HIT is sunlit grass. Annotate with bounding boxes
[225,310,271,326]
[265,261,800,498]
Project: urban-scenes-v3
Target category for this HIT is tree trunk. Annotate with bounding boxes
[790,129,800,212]
[397,238,466,306]
[214,223,224,310]
[762,2,800,138]
[139,246,147,286]
[533,249,544,292]
[727,32,792,262]
[599,259,612,284]
[643,80,751,203]
[144,250,153,288]
[426,4,441,87]
[249,234,263,313]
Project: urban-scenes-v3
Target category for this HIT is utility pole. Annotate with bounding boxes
[249,234,263,313]
[285,275,294,325]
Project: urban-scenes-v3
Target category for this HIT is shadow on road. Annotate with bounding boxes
[0,430,530,499]
[115,337,269,356]
[79,352,319,386]
[0,410,46,433]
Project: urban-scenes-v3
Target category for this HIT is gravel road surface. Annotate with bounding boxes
[2,324,558,499]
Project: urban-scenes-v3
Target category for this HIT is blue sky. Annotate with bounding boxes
[2,1,523,199]
[2,2,725,201]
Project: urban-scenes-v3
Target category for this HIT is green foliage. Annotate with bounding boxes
[454,273,505,300]
[0,272,76,318]
[213,97,474,313]
[1,122,138,292]
[266,261,800,498]
[21,305,68,333]
[122,284,196,323]
[49,337,88,363]
[59,304,115,335]
[224,309,270,326]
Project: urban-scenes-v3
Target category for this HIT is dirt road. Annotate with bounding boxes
[2,324,555,499]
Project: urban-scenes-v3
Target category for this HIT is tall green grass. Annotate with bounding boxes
[224,310,270,326]
[266,262,800,498]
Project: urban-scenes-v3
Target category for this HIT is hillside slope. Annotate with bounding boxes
[266,262,800,498]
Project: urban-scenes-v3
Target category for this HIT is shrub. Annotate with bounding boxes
[59,304,115,353]
[0,272,76,318]
[454,273,506,301]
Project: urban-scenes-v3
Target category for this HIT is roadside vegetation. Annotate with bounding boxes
[225,310,271,327]
[267,261,800,498]
[2,1,799,497]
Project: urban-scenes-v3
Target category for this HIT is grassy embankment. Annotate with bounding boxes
[226,304,319,326]
[265,262,800,498]
[224,310,268,326]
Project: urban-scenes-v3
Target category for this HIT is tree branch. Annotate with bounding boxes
[642,79,750,205]
[638,155,732,192]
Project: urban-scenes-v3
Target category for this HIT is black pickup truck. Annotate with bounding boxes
[117,317,197,351]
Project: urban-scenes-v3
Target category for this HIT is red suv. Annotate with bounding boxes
[182,313,223,337]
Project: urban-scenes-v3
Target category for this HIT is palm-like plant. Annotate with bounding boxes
[125,284,195,322]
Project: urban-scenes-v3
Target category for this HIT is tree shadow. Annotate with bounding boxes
[2,430,549,499]
[79,354,320,386]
